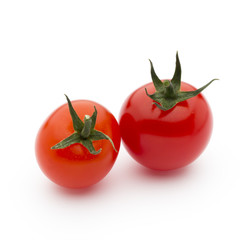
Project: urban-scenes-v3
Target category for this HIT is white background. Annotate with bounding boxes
[0,0,239,239]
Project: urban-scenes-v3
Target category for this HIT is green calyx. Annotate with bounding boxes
[51,95,117,155]
[145,52,218,111]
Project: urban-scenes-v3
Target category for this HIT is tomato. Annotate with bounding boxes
[119,82,212,170]
[119,53,216,171]
[35,96,121,188]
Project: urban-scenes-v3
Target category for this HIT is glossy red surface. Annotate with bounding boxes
[119,82,213,170]
[36,100,121,188]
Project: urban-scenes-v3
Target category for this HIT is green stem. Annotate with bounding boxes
[146,52,218,110]
[80,115,92,139]
[163,80,176,98]
[51,95,117,155]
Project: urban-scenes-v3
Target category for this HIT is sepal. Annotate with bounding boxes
[51,95,117,155]
[146,53,217,111]
[51,132,81,149]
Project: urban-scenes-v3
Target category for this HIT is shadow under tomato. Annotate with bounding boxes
[130,161,193,180]
[49,179,109,197]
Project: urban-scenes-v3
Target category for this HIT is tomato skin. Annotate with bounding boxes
[35,100,121,188]
[119,81,213,170]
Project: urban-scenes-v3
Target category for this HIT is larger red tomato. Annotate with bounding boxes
[119,53,216,171]
[119,82,212,170]
[35,97,121,188]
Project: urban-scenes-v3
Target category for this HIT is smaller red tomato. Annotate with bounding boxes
[35,95,121,188]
